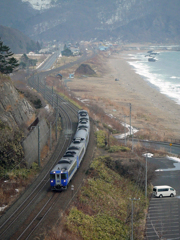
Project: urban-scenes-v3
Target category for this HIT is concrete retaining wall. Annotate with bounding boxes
[22,118,49,167]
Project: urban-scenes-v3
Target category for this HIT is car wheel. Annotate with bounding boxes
[170,193,174,197]
[159,194,163,198]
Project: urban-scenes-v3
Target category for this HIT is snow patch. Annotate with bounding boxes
[22,0,57,10]
[155,156,180,172]
[80,99,89,103]
[0,205,7,212]
[114,122,138,139]
[45,104,50,112]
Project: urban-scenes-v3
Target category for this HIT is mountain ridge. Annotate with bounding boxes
[0,0,180,43]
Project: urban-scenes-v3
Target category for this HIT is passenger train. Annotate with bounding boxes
[50,110,90,190]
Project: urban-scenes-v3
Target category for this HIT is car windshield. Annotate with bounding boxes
[61,173,67,179]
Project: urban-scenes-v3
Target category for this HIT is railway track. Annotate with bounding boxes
[0,49,96,239]
[0,73,79,239]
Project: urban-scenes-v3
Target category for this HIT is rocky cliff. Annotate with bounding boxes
[0,73,50,171]
[0,73,36,173]
[0,74,35,129]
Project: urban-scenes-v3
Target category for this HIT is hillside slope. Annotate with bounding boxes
[0,0,180,43]
[0,25,40,54]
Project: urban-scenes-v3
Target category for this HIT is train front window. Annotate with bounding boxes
[61,173,67,179]
[50,174,55,180]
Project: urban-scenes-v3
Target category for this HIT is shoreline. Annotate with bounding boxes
[125,50,180,106]
[67,50,180,140]
[110,51,180,137]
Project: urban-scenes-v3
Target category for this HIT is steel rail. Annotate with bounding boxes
[0,107,72,239]
[0,48,93,239]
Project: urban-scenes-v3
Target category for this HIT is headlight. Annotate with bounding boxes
[51,180,53,183]
[64,180,66,183]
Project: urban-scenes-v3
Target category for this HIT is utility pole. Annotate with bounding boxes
[124,115,126,145]
[55,96,59,141]
[129,103,132,136]
[50,122,52,151]
[132,132,134,152]
[38,125,40,167]
[145,154,147,199]
[57,95,59,108]
[44,83,46,100]
[55,107,58,141]
[52,86,54,107]
[38,76,40,92]
[130,198,140,240]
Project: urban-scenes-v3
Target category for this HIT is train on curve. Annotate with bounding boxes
[50,110,90,190]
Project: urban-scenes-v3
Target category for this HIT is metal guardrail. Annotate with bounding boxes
[132,137,180,146]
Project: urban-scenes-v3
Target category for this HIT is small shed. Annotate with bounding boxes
[69,73,74,79]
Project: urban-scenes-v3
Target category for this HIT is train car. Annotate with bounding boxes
[78,111,90,133]
[78,109,89,119]
[50,110,90,190]
[50,158,77,190]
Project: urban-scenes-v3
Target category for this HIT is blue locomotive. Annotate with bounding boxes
[50,110,90,190]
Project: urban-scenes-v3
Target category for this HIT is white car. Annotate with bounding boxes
[153,185,176,198]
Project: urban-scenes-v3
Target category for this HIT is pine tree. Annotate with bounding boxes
[0,39,19,74]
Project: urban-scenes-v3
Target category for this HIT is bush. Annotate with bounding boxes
[95,130,106,148]
[0,121,25,177]
[108,145,130,153]
[64,156,147,240]
[32,98,42,109]
[115,159,156,189]
[99,155,156,190]
[103,123,119,134]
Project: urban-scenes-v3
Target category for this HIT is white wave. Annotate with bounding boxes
[127,56,180,105]
[170,76,180,79]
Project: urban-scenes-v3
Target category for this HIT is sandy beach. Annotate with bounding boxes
[67,50,180,141]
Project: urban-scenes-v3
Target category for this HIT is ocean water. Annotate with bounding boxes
[126,51,180,105]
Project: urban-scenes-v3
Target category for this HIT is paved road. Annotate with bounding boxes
[37,48,62,72]
[146,157,180,239]
[137,140,180,156]
[36,44,97,74]
[119,138,180,156]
